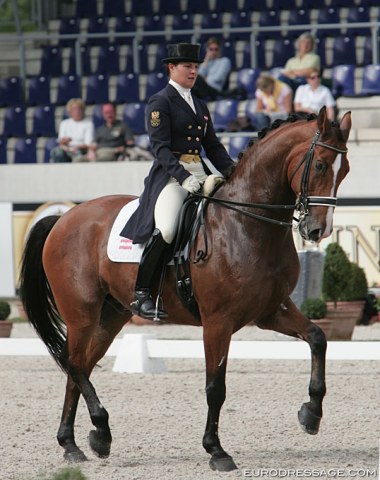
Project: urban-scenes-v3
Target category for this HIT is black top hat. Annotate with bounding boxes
[162,43,203,64]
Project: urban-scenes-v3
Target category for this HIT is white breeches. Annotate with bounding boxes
[154,161,208,244]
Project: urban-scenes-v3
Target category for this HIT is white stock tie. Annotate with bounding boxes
[184,91,196,113]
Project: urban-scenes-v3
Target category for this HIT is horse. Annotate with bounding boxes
[19,107,351,472]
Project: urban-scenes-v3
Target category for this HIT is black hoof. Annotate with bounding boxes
[89,430,111,458]
[209,454,238,472]
[298,403,321,435]
[64,449,87,463]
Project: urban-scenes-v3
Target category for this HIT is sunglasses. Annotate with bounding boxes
[308,75,320,79]
[208,47,220,51]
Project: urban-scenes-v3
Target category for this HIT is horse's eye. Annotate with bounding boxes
[315,161,325,173]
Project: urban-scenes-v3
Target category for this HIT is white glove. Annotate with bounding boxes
[182,175,201,193]
[203,174,224,196]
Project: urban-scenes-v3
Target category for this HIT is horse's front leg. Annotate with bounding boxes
[259,298,326,435]
[202,325,237,472]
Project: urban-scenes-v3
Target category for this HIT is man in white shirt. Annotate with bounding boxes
[294,69,336,121]
[50,98,95,162]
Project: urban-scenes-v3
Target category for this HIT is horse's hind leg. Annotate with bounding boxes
[202,325,237,472]
[58,299,130,461]
[258,298,326,435]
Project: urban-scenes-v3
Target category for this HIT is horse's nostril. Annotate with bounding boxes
[309,229,322,242]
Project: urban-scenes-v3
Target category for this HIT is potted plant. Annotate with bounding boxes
[300,297,333,339]
[322,242,367,340]
[0,300,13,337]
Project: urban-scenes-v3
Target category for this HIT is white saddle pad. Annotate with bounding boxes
[107,199,145,263]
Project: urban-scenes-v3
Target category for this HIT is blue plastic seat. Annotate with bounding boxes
[142,14,165,43]
[144,72,167,100]
[3,106,27,137]
[221,40,237,70]
[286,9,311,39]
[96,43,121,75]
[32,105,57,137]
[40,46,63,77]
[14,137,37,163]
[241,39,266,69]
[361,64,380,95]
[0,137,7,164]
[346,6,370,37]
[27,75,51,105]
[87,16,109,47]
[44,137,59,163]
[58,17,80,48]
[271,37,295,69]
[331,35,357,67]
[213,0,238,12]
[228,11,251,41]
[331,64,356,98]
[245,98,259,125]
[228,136,249,160]
[187,0,211,14]
[363,36,375,66]
[199,12,222,42]
[130,0,155,16]
[103,0,125,18]
[258,10,281,40]
[170,13,195,43]
[56,75,82,106]
[123,102,147,135]
[68,45,92,76]
[0,76,24,107]
[75,0,97,18]
[236,68,262,99]
[114,73,140,103]
[114,15,137,45]
[317,7,341,38]
[92,104,104,129]
[85,74,109,105]
[243,0,267,10]
[212,99,239,132]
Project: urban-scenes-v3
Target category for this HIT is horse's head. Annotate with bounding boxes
[290,107,351,243]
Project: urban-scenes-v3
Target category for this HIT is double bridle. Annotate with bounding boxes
[193,130,348,229]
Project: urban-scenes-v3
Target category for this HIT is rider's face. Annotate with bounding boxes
[169,62,199,89]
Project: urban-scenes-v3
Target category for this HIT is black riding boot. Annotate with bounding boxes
[131,229,169,320]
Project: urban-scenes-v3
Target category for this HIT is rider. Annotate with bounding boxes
[120,43,235,320]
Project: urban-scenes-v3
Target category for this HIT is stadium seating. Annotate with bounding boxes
[271,37,295,69]
[115,73,140,103]
[212,99,239,132]
[92,104,104,129]
[142,15,166,43]
[123,102,147,135]
[316,7,341,37]
[0,137,7,163]
[103,0,125,18]
[31,105,57,137]
[85,74,109,105]
[331,35,357,67]
[236,68,262,99]
[346,5,370,37]
[68,45,91,76]
[331,64,356,98]
[361,64,380,95]
[228,136,249,160]
[55,75,82,106]
[87,16,109,47]
[95,44,122,75]
[0,76,24,107]
[114,15,137,45]
[58,17,80,48]
[286,9,311,39]
[199,12,223,42]
[40,46,63,77]
[170,13,195,43]
[14,137,37,163]
[75,0,97,18]
[242,0,267,10]
[258,10,281,40]
[27,75,51,106]
[144,72,167,101]
[3,106,27,137]
[228,11,251,41]
[43,137,58,163]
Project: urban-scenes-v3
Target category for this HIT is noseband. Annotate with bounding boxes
[291,130,348,223]
[192,130,348,229]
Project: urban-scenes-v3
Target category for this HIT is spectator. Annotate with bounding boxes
[279,32,321,93]
[293,68,336,120]
[191,37,231,99]
[91,102,154,162]
[50,98,94,163]
[253,73,293,130]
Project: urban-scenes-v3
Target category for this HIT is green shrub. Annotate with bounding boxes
[346,262,368,301]
[0,300,11,320]
[322,243,352,305]
[301,298,327,319]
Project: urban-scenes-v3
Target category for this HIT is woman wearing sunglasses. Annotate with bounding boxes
[293,68,336,121]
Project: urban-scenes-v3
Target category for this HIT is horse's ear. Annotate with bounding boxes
[339,111,352,143]
[317,106,330,135]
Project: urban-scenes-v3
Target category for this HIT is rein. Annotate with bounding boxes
[192,131,348,229]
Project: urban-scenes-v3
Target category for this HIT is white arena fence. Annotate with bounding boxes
[1,334,380,373]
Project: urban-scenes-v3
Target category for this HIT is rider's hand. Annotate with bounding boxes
[182,175,201,193]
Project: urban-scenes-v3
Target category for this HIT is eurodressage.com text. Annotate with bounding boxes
[240,468,377,478]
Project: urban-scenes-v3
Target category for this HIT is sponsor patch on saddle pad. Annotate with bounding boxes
[107,199,145,263]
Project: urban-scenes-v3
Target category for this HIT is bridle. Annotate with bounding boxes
[192,130,348,229]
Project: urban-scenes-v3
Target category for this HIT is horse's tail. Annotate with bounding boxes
[19,215,68,373]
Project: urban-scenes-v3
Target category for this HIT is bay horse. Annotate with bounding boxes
[19,108,351,472]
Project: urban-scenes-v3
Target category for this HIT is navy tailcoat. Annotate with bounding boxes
[120,83,234,244]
